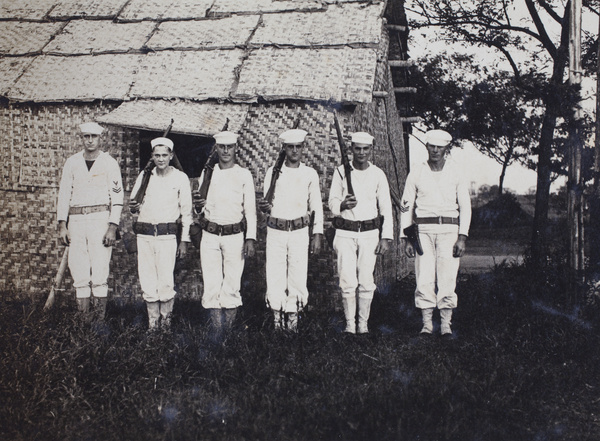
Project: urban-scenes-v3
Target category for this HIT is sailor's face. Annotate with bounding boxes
[216,143,236,164]
[284,143,303,164]
[152,145,173,170]
[352,143,371,165]
[81,133,101,153]
[426,143,448,163]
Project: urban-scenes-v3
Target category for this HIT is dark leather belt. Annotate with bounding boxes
[199,217,245,236]
[267,214,310,231]
[415,216,459,225]
[134,222,178,236]
[69,204,109,215]
[332,216,381,232]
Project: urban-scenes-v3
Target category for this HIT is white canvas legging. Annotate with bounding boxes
[67,212,112,298]
[266,227,310,312]
[136,234,177,302]
[415,231,460,309]
[333,234,379,300]
[200,231,245,309]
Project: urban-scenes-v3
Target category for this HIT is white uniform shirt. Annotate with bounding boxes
[200,164,257,241]
[328,162,394,240]
[57,150,124,225]
[400,160,472,237]
[131,166,193,242]
[263,163,324,235]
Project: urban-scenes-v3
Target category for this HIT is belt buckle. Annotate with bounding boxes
[82,206,90,215]
[438,216,443,225]
[153,224,158,236]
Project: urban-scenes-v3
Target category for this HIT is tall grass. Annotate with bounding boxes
[2,265,600,441]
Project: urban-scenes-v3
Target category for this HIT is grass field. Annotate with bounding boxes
[2,261,600,441]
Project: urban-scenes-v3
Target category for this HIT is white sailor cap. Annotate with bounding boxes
[213,131,238,145]
[279,129,308,145]
[79,122,104,135]
[350,132,374,146]
[425,129,452,147]
[150,137,174,150]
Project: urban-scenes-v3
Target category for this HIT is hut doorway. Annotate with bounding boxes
[139,130,214,178]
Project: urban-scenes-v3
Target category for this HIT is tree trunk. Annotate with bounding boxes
[498,162,507,196]
[531,104,559,267]
[498,143,514,196]
[531,14,570,269]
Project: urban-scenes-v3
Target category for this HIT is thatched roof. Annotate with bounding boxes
[0,0,387,133]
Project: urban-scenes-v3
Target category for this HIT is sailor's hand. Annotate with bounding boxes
[340,195,357,211]
[257,199,272,214]
[59,221,70,246]
[244,239,256,258]
[453,235,467,258]
[375,238,391,255]
[102,224,118,247]
[310,233,323,255]
[402,238,415,258]
[193,196,206,212]
[177,241,189,259]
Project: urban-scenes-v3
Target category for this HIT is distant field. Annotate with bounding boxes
[461,227,530,273]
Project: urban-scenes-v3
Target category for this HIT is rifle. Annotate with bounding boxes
[190,118,229,248]
[44,247,69,310]
[264,117,301,205]
[333,110,354,195]
[131,118,176,206]
[196,118,229,202]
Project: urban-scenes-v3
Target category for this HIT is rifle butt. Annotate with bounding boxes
[44,247,69,311]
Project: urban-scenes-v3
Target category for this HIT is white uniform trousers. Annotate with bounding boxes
[200,231,245,309]
[266,227,310,312]
[415,231,460,309]
[67,212,112,299]
[136,234,177,302]
[333,234,379,300]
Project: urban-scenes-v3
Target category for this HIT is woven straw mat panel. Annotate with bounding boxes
[118,0,201,21]
[97,100,250,137]
[210,0,323,15]
[7,54,140,102]
[48,0,129,18]
[158,0,215,20]
[234,47,376,104]
[0,0,55,20]
[323,0,384,3]
[43,20,156,55]
[147,16,260,51]
[0,58,34,96]
[129,50,244,100]
[251,2,383,47]
[0,22,63,56]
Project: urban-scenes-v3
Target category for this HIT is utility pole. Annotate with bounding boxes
[567,0,584,302]
[588,12,600,298]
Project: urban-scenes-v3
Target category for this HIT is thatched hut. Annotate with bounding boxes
[0,0,408,307]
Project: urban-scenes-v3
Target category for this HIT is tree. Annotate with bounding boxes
[407,0,598,267]
[458,75,542,195]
